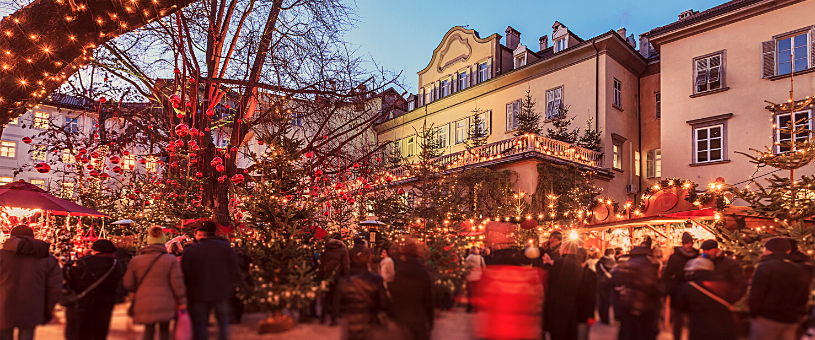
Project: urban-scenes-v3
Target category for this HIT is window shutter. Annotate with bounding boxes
[554,88,562,112]
[646,150,655,178]
[762,40,776,78]
[695,59,708,86]
[708,55,721,83]
[485,110,492,135]
[506,103,514,131]
[486,58,492,80]
[810,28,815,69]
[513,100,521,129]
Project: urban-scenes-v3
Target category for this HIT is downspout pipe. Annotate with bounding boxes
[592,40,599,132]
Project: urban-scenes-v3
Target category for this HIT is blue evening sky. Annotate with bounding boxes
[345,0,725,92]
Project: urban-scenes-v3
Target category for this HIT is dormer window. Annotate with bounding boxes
[554,38,567,52]
[514,55,526,68]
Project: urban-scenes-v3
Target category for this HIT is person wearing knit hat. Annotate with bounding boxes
[9,225,34,238]
[676,256,738,340]
[749,237,808,340]
[664,229,694,316]
[698,239,747,304]
[145,226,167,245]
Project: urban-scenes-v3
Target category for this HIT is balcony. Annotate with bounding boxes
[386,134,611,182]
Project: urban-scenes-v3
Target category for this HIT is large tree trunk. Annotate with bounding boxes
[0,0,199,138]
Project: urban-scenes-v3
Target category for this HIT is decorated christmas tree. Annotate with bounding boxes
[545,105,580,144]
[466,108,489,149]
[578,117,603,152]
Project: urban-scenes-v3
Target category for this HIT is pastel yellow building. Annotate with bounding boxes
[642,0,815,188]
[376,23,649,203]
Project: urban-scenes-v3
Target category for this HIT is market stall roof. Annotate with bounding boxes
[577,215,688,233]
[0,182,107,217]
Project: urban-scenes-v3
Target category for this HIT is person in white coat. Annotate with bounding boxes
[465,247,485,313]
[379,248,395,283]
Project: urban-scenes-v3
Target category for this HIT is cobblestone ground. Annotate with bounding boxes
[34,305,673,339]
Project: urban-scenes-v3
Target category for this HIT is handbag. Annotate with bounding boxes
[174,309,193,340]
[348,277,404,340]
[128,254,166,317]
[60,259,118,307]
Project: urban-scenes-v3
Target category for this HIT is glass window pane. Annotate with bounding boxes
[710,149,722,161]
[697,140,708,151]
[794,58,808,73]
[794,34,807,47]
[697,152,708,162]
[778,38,791,52]
[710,139,721,149]
[779,62,792,75]
[711,126,721,138]
[696,129,708,140]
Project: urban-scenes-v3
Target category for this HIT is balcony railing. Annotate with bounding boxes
[386,134,604,180]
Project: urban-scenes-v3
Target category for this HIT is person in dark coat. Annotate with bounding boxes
[544,240,583,340]
[594,248,617,325]
[0,226,62,340]
[181,221,241,340]
[541,231,563,268]
[388,240,433,340]
[787,238,815,338]
[320,234,350,325]
[677,257,737,340]
[63,239,126,340]
[748,237,809,340]
[576,248,597,340]
[700,240,746,304]
[336,241,392,340]
[613,245,662,340]
[662,232,699,339]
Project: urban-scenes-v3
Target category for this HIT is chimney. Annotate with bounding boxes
[616,27,626,38]
[539,35,548,51]
[626,34,637,48]
[678,9,697,20]
[639,35,652,58]
[505,26,521,50]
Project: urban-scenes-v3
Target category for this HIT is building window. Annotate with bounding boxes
[778,32,809,76]
[291,113,303,127]
[655,92,661,119]
[694,53,723,94]
[613,79,622,109]
[146,157,157,172]
[408,99,415,111]
[62,149,73,163]
[458,71,468,91]
[30,179,44,189]
[64,117,79,133]
[647,149,662,178]
[123,155,136,170]
[424,86,433,105]
[554,38,566,52]
[612,143,622,170]
[505,100,520,131]
[514,55,526,68]
[436,125,448,149]
[545,87,563,120]
[695,125,723,163]
[776,110,811,153]
[0,177,12,185]
[440,80,450,98]
[634,151,641,176]
[475,112,489,135]
[60,182,74,199]
[0,141,15,158]
[32,145,46,161]
[477,62,489,83]
[455,119,468,144]
[5,117,18,127]
[34,112,49,129]
[403,135,415,158]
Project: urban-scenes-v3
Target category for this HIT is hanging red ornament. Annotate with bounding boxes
[109,156,120,164]
[122,151,130,156]
[77,148,87,155]
[348,198,355,204]
[21,137,32,144]
[189,128,200,137]
[173,103,180,109]
[170,162,179,168]
[195,172,203,178]
[385,176,393,183]
[284,195,293,201]
[257,140,264,145]
[305,151,314,158]
[144,201,151,206]
[216,164,225,172]
[34,162,50,173]
[364,184,372,191]
[185,102,192,107]
[127,194,136,199]
[169,94,180,104]
[112,166,122,174]
[205,127,211,132]
[314,169,323,177]
[189,140,199,150]
[174,124,190,137]
[217,176,225,183]
[231,174,244,184]
[323,211,330,216]
[175,140,184,147]
[353,163,360,169]
[211,157,223,166]
[230,147,238,153]
[86,164,94,170]
[89,170,99,177]
[99,97,106,103]
[138,158,147,165]
[90,151,99,159]
[237,119,242,123]
[206,109,214,117]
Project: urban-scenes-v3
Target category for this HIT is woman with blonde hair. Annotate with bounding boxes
[123,226,187,340]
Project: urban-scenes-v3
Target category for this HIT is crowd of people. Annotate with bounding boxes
[0,221,241,340]
[466,230,813,340]
[1,221,814,340]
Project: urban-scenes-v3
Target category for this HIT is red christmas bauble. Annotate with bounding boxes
[22,137,32,144]
[90,152,99,159]
[109,155,120,164]
[169,94,180,104]
[231,174,244,184]
[138,158,147,165]
[257,140,264,145]
[314,169,323,176]
[189,128,200,137]
[216,164,225,172]
[195,172,203,178]
[305,151,314,158]
[99,97,106,103]
[34,162,50,173]
[211,157,223,166]
[205,109,214,117]
[353,163,360,169]
[217,176,225,183]
[123,151,130,156]
[111,166,122,174]
[174,124,190,137]
[188,141,198,150]
[77,148,87,155]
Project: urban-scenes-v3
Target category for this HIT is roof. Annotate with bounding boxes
[644,0,764,37]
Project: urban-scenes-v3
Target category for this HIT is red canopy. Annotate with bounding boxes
[664,208,716,218]
[0,182,107,217]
